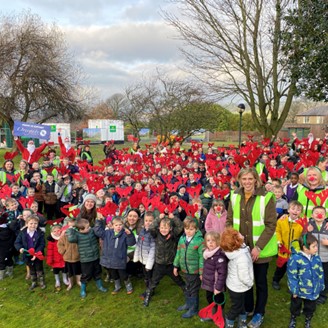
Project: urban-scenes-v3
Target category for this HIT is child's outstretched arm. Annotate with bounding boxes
[94,217,106,239]
[149,217,160,238]
[125,229,136,246]
[171,214,183,236]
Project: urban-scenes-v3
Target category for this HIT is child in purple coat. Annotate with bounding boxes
[201,231,228,306]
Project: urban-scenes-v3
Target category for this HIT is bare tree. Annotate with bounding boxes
[121,84,152,140]
[105,93,127,119]
[0,11,87,131]
[122,73,221,144]
[165,0,297,137]
[88,102,115,120]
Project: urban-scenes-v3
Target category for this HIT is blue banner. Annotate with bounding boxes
[14,121,51,140]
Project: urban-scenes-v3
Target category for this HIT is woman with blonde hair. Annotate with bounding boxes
[226,168,277,328]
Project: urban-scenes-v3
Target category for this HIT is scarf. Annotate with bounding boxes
[203,246,221,260]
[51,232,61,241]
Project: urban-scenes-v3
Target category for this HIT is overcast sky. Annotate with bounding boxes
[1,0,185,101]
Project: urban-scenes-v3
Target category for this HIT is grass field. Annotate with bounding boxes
[0,262,327,328]
[0,144,327,328]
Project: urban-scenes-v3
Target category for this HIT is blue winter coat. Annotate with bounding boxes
[287,249,325,300]
[94,219,136,270]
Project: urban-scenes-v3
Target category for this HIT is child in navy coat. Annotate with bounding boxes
[94,216,136,295]
[15,215,46,290]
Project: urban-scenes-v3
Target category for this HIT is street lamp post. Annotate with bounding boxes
[238,103,245,147]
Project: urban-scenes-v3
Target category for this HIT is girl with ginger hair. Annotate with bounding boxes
[220,228,254,328]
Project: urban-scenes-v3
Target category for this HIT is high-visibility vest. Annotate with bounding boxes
[255,162,265,175]
[230,191,277,258]
[41,168,58,182]
[0,170,20,184]
[81,152,92,162]
[296,184,328,217]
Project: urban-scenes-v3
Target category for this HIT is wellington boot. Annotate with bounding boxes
[95,279,108,293]
[80,282,87,298]
[37,271,46,290]
[124,279,133,295]
[111,279,121,295]
[29,275,37,291]
[6,266,14,279]
[177,297,189,311]
[182,297,199,319]
[143,289,153,307]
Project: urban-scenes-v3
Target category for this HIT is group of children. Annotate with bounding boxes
[1,135,328,328]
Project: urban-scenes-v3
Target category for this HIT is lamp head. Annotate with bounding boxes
[237,103,246,113]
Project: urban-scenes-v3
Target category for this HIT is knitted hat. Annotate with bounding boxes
[83,193,97,205]
[50,223,62,231]
[177,184,186,192]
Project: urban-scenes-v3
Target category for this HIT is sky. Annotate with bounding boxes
[1,0,185,101]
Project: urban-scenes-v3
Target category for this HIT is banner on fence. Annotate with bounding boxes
[13,121,51,140]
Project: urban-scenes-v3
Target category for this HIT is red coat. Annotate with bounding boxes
[58,135,76,163]
[15,138,47,164]
[46,236,65,269]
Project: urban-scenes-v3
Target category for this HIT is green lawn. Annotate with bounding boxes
[0,262,327,328]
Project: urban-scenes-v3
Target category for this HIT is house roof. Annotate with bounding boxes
[297,106,328,116]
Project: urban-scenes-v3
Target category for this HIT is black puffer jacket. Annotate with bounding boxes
[0,221,16,256]
[149,216,183,265]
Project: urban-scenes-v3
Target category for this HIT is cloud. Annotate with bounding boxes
[1,0,188,99]
[9,0,170,25]
[64,22,180,63]
[61,20,186,98]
